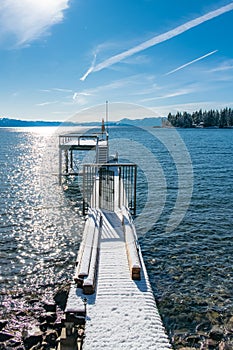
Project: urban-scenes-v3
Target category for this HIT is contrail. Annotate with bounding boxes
[80,2,233,81]
[80,53,97,81]
[165,50,218,75]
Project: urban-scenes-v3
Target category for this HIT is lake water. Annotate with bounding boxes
[0,126,233,347]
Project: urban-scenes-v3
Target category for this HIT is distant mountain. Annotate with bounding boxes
[118,117,162,127]
[0,117,76,127]
[0,116,163,128]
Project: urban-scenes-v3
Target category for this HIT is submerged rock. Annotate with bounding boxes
[0,321,8,332]
[0,331,14,342]
[209,325,224,341]
[38,312,57,325]
[39,321,47,333]
[43,329,58,347]
[53,284,70,310]
[42,302,56,313]
[23,331,43,349]
[203,338,219,348]
[225,315,233,332]
[6,338,23,348]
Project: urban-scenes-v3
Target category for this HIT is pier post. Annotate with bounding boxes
[59,148,62,186]
[133,165,137,215]
[65,150,69,174]
[70,149,73,170]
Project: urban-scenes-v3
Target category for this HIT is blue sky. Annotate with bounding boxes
[1,0,233,122]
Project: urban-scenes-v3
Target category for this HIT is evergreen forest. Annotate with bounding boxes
[167,107,233,128]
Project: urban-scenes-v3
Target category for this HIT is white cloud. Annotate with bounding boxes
[72,92,92,105]
[81,2,233,80]
[0,0,70,47]
[53,88,73,93]
[36,100,59,106]
[208,60,233,73]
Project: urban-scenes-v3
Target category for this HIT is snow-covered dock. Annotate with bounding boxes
[60,208,172,350]
[58,127,172,349]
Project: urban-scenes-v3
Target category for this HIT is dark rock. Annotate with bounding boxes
[6,339,22,348]
[43,303,56,313]
[27,298,40,305]
[53,285,70,310]
[226,316,233,332]
[0,321,8,332]
[12,293,23,299]
[39,313,57,325]
[38,314,46,324]
[53,320,63,333]
[39,322,47,333]
[185,334,201,346]
[16,311,27,317]
[219,340,233,350]
[0,332,14,342]
[30,343,43,350]
[41,341,50,350]
[204,338,219,349]
[207,310,221,324]
[23,332,43,350]
[196,320,212,332]
[209,325,224,341]
[43,330,58,347]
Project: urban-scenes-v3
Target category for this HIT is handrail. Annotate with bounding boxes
[82,163,137,216]
[59,131,108,146]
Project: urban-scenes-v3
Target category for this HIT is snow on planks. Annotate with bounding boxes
[81,209,172,350]
[74,209,101,294]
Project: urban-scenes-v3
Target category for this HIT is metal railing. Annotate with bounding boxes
[82,163,137,215]
[59,131,108,146]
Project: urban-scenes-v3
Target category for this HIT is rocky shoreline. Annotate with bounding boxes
[1,284,233,350]
[0,284,70,350]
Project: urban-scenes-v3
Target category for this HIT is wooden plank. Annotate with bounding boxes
[83,215,101,294]
[78,218,95,278]
[123,220,141,280]
[75,219,90,266]
[73,216,95,286]
[74,219,90,286]
[83,231,100,294]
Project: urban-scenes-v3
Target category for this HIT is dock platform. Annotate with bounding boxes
[58,129,172,349]
[63,209,172,350]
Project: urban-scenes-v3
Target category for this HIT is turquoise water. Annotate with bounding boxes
[0,126,233,347]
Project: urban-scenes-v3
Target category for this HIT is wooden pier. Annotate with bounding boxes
[58,130,172,350]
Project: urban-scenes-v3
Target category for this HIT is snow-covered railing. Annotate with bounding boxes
[82,163,137,215]
[74,209,101,294]
[122,207,141,280]
[59,131,108,146]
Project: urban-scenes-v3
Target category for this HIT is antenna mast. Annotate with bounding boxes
[106,100,108,133]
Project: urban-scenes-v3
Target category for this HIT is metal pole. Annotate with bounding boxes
[133,165,137,216]
[70,149,73,169]
[82,165,86,215]
[106,100,109,135]
[118,167,121,209]
[59,148,62,185]
[65,150,68,174]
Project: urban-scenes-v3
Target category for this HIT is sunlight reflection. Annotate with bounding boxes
[14,126,59,136]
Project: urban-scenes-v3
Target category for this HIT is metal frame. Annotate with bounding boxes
[82,163,137,216]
